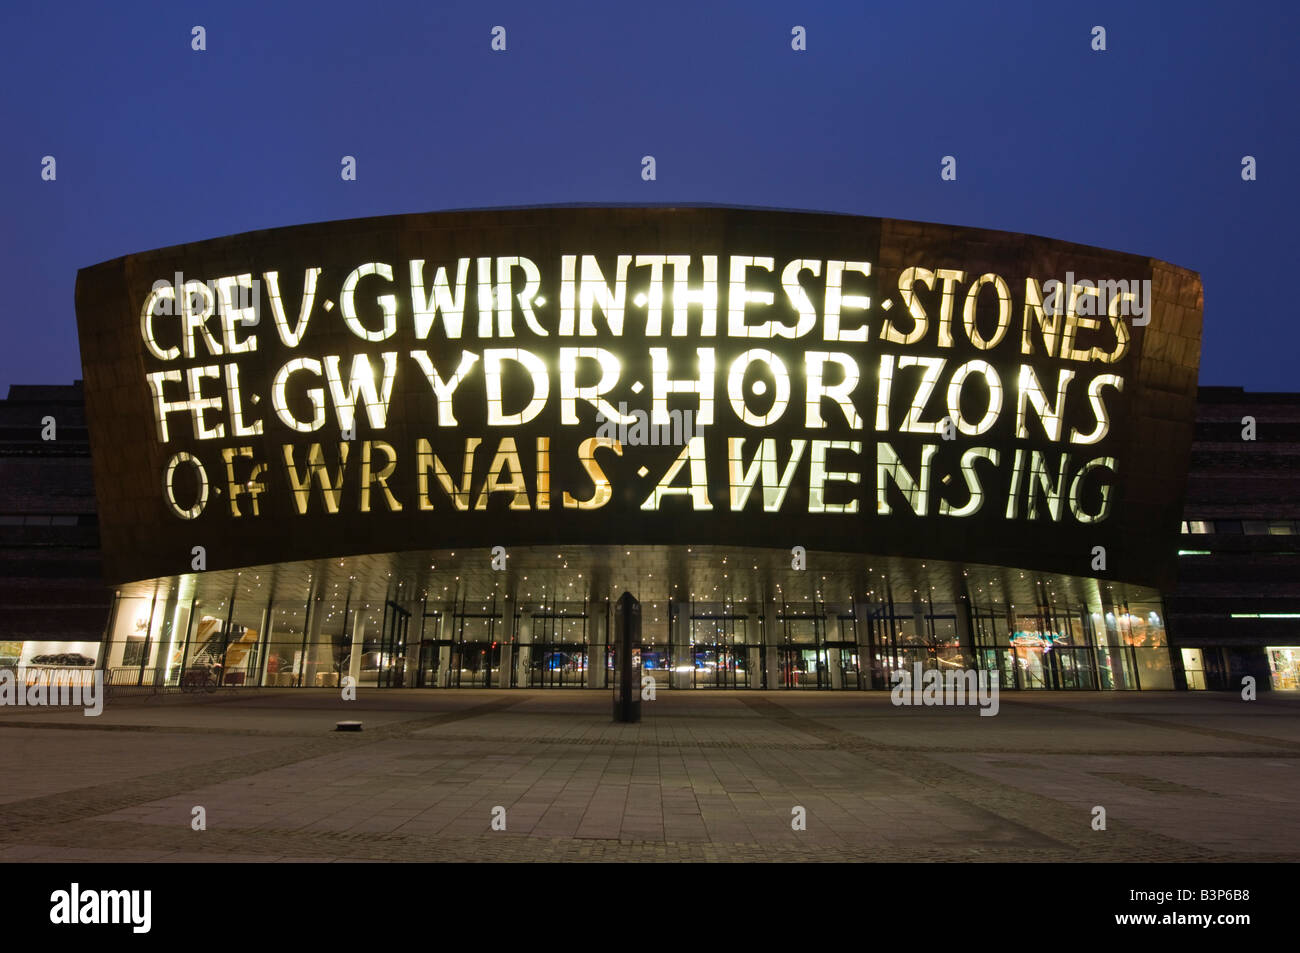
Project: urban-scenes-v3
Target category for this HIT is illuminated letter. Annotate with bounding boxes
[559,348,634,425]
[808,440,862,513]
[222,446,266,517]
[875,354,896,431]
[561,255,632,336]
[640,436,711,510]
[475,437,531,510]
[1006,448,1026,519]
[410,258,469,339]
[882,267,932,345]
[938,447,1000,517]
[146,370,186,442]
[1095,289,1133,363]
[726,349,790,427]
[779,260,821,339]
[476,257,493,337]
[140,284,179,360]
[1026,450,1070,522]
[186,364,225,440]
[484,349,549,426]
[559,255,577,335]
[636,255,720,336]
[1070,374,1123,444]
[416,437,480,511]
[1020,278,1060,357]
[272,358,326,433]
[216,274,258,354]
[536,437,550,509]
[897,355,946,434]
[340,263,397,342]
[961,273,1010,350]
[728,438,805,511]
[495,257,547,337]
[945,359,1002,436]
[163,451,209,520]
[410,350,478,426]
[181,280,222,359]
[933,269,966,348]
[282,443,350,515]
[224,362,263,437]
[805,352,862,429]
[323,351,398,433]
[876,441,937,516]
[565,437,622,509]
[650,347,715,426]
[263,268,320,348]
[360,440,403,512]
[1060,284,1101,362]
[1069,456,1116,524]
[727,256,776,338]
[1016,365,1075,441]
[823,261,870,343]
[668,255,718,336]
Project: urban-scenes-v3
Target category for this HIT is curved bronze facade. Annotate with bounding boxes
[74,206,1203,590]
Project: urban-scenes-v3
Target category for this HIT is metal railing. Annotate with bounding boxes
[103,665,246,698]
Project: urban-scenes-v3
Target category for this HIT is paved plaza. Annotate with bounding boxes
[0,689,1296,862]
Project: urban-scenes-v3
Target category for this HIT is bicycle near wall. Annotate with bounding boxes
[180,657,223,693]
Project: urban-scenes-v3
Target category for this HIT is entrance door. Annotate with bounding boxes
[416,640,448,688]
[640,646,672,684]
[824,643,860,689]
[378,602,410,688]
[1012,644,1048,688]
[527,612,588,688]
[777,646,823,689]
[450,611,502,688]
[1181,648,1207,690]
[454,641,501,688]
[691,644,747,688]
[780,614,825,688]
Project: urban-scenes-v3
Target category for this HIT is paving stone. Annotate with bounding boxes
[0,690,1296,862]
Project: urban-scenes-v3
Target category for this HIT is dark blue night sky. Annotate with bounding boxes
[1,0,1295,390]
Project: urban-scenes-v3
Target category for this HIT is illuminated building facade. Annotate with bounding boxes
[73,206,1203,691]
[1165,387,1300,691]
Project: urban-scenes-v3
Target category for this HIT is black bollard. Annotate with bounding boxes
[611,591,642,723]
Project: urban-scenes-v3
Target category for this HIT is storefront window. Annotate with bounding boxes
[929,616,963,670]
[1120,607,1167,648]
[1008,614,1050,689]
[1267,647,1300,691]
[310,598,350,689]
[355,605,385,688]
[184,608,228,687]
[220,591,265,688]
[264,597,309,687]
[104,593,164,685]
